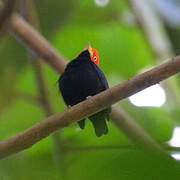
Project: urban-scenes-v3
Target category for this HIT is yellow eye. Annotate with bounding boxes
[93,57,97,61]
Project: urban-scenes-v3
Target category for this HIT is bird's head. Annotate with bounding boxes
[87,46,99,66]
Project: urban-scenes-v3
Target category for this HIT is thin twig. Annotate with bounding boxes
[62,144,180,153]
[63,145,135,153]
[0,55,179,159]
[20,0,63,166]
[32,54,63,168]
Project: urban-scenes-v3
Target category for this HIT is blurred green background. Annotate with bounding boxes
[0,0,180,179]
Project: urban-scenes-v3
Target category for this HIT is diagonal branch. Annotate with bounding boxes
[0,55,179,159]
[128,0,174,60]
[6,13,173,153]
[128,0,180,107]
[111,106,160,150]
[8,14,67,73]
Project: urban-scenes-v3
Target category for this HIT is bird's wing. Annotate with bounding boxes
[92,64,109,90]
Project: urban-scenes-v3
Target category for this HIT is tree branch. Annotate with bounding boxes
[6,13,174,153]
[128,0,173,60]
[128,0,180,107]
[111,106,162,151]
[0,55,179,159]
[8,14,67,73]
[0,0,16,29]
[20,0,63,165]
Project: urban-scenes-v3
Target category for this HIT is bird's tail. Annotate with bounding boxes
[78,119,85,129]
[89,110,109,137]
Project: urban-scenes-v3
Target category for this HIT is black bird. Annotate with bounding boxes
[58,47,110,136]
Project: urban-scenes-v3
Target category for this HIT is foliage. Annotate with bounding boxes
[0,0,179,179]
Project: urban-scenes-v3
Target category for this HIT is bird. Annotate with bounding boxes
[58,46,111,137]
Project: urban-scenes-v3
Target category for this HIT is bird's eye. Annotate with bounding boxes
[93,57,97,61]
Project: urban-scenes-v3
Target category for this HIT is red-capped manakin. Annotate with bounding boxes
[58,46,111,137]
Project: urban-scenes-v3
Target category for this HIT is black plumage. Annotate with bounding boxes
[58,49,110,136]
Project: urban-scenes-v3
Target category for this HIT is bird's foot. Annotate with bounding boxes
[86,96,92,99]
